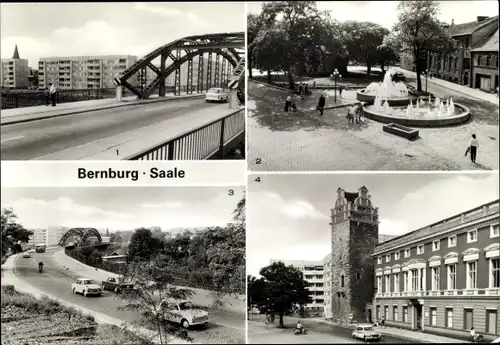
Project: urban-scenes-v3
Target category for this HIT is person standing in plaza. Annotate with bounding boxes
[468,134,479,163]
[285,95,292,113]
[49,83,57,107]
[317,93,326,116]
[44,87,50,106]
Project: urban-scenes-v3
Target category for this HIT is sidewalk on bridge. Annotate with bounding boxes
[0,254,189,344]
[51,249,245,314]
[301,317,467,343]
[34,104,245,160]
[1,92,206,126]
[395,67,499,105]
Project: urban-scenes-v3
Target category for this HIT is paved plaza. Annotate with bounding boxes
[248,76,499,171]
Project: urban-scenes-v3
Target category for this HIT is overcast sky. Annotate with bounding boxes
[248,1,499,30]
[247,173,499,277]
[0,2,245,68]
[1,187,244,231]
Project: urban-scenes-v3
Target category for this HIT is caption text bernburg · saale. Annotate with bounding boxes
[77,168,186,182]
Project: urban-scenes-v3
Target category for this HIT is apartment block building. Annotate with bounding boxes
[38,55,138,90]
[372,200,499,340]
[1,45,30,89]
[28,228,48,246]
[270,259,325,314]
[324,187,379,323]
[47,226,69,247]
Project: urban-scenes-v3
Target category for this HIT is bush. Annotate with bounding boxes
[1,285,92,320]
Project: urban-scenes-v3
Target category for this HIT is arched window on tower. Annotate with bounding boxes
[341,275,345,288]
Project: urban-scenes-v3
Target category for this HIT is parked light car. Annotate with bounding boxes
[352,324,382,342]
[492,337,500,343]
[205,88,229,103]
[71,278,102,297]
[22,252,31,258]
[154,299,209,329]
[101,276,135,293]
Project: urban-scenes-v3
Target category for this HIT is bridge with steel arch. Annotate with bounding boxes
[117,32,245,100]
[58,227,103,247]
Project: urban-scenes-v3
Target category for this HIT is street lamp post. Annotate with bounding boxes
[373,287,378,325]
[331,68,342,103]
[424,70,428,94]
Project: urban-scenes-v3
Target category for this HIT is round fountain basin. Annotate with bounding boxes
[356,89,417,106]
[362,102,470,127]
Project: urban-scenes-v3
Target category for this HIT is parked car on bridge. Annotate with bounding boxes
[71,278,102,297]
[352,324,382,342]
[22,252,31,258]
[153,298,209,329]
[101,276,135,293]
[205,88,229,103]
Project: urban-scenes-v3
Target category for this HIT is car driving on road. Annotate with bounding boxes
[154,298,209,329]
[101,276,135,293]
[352,324,382,342]
[22,252,31,258]
[72,278,102,297]
[205,88,229,103]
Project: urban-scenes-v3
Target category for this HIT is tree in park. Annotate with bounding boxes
[127,228,163,262]
[384,0,455,91]
[1,208,33,259]
[109,231,123,243]
[117,254,194,344]
[342,21,390,75]
[249,261,312,328]
[376,44,399,72]
[252,1,324,88]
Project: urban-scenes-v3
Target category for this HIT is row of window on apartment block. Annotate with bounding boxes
[377,257,500,294]
[378,225,499,264]
[40,60,127,66]
[377,304,498,335]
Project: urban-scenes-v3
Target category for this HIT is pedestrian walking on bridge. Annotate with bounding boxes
[49,83,57,107]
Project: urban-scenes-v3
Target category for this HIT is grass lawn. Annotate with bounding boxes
[1,285,152,345]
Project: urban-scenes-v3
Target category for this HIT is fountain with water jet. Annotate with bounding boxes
[356,68,417,106]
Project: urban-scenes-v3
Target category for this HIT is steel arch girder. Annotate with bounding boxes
[118,32,244,94]
[142,49,239,99]
[58,227,102,247]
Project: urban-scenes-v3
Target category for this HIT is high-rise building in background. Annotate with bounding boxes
[270,259,325,314]
[38,55,138,90]
[324,186,379,323]
[1,45,30,89]
[47,226,69,246]
[28,228,48,246]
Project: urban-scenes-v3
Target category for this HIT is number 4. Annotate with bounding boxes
[255,177,261,182]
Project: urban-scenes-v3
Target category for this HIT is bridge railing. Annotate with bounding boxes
[126,108,245,160]
[1,88,116,109]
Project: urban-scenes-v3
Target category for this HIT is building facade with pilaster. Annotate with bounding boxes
[372,200,500,340]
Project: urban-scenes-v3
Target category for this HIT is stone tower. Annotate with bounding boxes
[328,186,379,323]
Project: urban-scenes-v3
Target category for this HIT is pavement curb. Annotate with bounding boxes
[1,94,206,126]
[249,78,293,92]
[1,254,191,344]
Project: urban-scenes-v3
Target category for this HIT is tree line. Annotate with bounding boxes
[248,1,455,91]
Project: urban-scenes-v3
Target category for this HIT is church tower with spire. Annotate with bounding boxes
[12,44,20,59]
[324,186,379,323]
[0,44,30,89]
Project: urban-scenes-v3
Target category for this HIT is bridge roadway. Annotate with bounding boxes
[13,249,245,344]
[1,98,228,160]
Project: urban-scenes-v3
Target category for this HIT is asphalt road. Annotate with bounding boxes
[248,318,420,344]
[14,251,245,344]
[1,98,220,160]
